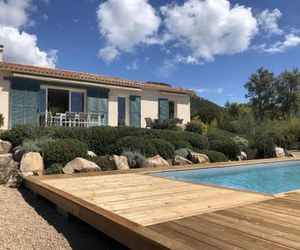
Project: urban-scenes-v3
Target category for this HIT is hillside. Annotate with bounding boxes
[190,94,223,123]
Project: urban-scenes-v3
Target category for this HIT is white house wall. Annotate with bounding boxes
[0,71,191,129]
[0,71,10,130]
[108,88,190,127]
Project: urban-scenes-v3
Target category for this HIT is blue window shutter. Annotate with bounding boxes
[25,83,39,124]
[10,81,25,127]
[87,88,109,125]
[159,98,169,120]
[10,79,39,127]
[130,95,141,128]
[39,89,46,113]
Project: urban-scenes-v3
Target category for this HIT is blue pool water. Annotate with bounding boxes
[152,161,300,194]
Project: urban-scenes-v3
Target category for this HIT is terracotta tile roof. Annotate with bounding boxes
[0,61,192,95]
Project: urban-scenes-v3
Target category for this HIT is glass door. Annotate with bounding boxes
[71,92,84,113]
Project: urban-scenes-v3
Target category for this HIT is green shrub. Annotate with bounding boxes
[172,140,192,150]
[207,129,237,141]
[113,136,157,157]
[0,113,4,128]
[45,163,63,175]
[198,150,228,162]
[44,139,88,167]
[0,124,53,147]
[232,136,249,152]
[151,119,178,130]
[1,125,210,156]
[175,148,193,158]
[14,138,54,155]
[209,139,240,160]
[149,139,175,159]
[185,118,208,134]
[86,156,111,171]
[180,133,210,150]
[122,151,148,168]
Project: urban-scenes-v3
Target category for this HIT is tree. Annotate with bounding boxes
[276,68,300,118]
[244,68,277,120]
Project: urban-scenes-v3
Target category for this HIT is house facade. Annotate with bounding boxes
[0,58,191,130]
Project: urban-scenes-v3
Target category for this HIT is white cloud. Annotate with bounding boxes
[96,0,160,62]
[98,45,119,63]
[0,0,31,28]
[0,26,57,67]
[126,60,138,70]
[42,14,48,21]
[161,0,258,63]
[256,34,300,54]
[95,0,299,65]
[257,9,283,35]
[0,0,57,67]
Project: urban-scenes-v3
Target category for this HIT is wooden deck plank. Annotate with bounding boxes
[23,160,300,250]
[42,173,269,226]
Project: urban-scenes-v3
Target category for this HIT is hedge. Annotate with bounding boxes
[209,139,240,160]
[1,125,210,155]
[43,139,88,167]
[172,140,192,150]
[149,139,175,159]
[198,150,228,163]
[112,136,158,157]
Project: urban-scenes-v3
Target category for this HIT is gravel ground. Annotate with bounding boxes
[0,186,126,250]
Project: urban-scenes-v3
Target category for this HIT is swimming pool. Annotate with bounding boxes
[152,160,300,195]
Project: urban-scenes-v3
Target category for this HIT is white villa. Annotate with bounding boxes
[0,46,191,130]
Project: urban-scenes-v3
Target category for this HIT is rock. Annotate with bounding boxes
[19,172,34,177]
[275,147,285,158]
[0,154,19,187]
[87,151,97,157]
[173,155,192,165]
[0,139,12,155]
[238,151,247,161]
[112,155,129,170]
[189,152,210,164]
[102,155,129,170]
[20,152,44,174]
[241,151,247,160]
[147,155,170,167]
[63,157,101,174]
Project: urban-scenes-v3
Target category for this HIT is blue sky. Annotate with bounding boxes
[1,0,300,106]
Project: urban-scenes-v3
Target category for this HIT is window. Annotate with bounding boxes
[118,97,126,126]
[169,100,175,119]
[71,92,84,113]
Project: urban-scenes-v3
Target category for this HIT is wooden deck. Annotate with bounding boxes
[24,159,300,249]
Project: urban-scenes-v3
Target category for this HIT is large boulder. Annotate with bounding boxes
[189,152,210,164]
[20,152,44,174]
[147,155,170,167]
[173,155,192,166]
[275,147,285,158]
[63,157,101,174]
[111,155,129,170]
[0,139,12,155]
[0,154,19,187]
